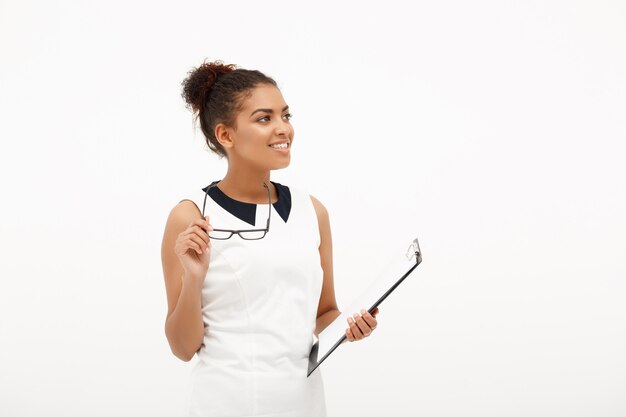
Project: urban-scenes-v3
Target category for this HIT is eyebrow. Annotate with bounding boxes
[250,105,289,117]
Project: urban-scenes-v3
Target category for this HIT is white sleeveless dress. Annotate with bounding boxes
[182,181,327,417]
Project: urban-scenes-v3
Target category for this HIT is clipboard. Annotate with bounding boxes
[307,237,423,377]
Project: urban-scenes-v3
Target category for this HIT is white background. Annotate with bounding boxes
[1,0,625,416]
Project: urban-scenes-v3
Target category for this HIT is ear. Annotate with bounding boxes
[214,123,235,149]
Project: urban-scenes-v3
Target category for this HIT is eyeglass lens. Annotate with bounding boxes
[208,230,267,240]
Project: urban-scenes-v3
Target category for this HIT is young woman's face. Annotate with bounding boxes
[227,84,294,171]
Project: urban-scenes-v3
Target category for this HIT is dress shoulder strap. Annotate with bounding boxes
[288,185,321,247]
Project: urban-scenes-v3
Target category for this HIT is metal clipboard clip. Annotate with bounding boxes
[405,237,422,265]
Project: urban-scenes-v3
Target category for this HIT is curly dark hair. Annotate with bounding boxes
[181,59,278,158]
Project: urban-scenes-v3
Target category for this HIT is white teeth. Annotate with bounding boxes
[270,143,288,149]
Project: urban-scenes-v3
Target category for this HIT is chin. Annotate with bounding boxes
[267,154,291,170]
[270,159,291,170]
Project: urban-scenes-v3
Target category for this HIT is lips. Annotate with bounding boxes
[268,140,290,147]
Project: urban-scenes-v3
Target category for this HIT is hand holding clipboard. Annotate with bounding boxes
[308,237,423,376]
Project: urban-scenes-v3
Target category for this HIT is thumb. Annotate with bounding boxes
[203,215,212,235]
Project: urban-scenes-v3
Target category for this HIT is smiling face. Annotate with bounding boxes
[216,84,294,171]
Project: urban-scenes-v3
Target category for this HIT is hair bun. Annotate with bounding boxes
[181,59,237,113]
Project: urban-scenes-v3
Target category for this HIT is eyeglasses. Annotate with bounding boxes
[201,181,271,240]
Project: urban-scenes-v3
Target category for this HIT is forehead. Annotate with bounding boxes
[240,84,286,111]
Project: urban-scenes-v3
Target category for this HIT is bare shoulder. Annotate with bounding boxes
[309,194,329,222]
[175,199,203,219]
[162,199,203,257]
[162,200,204,266]
[161,199,204,317]
[163,199,203,234]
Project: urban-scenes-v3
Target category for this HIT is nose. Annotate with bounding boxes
[275,119,292,137]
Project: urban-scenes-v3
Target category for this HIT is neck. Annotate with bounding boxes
[218,163,277,204]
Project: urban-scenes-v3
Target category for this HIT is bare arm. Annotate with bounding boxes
[310,195,379,343]
[310,195,341,335]
[161,201,208,361]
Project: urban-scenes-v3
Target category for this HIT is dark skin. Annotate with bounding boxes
[345,308,379,342]
[161,84,377,361]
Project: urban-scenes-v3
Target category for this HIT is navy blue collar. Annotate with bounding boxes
[201,181,291,226]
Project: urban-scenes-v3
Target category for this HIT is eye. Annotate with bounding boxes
[257,113,292,122]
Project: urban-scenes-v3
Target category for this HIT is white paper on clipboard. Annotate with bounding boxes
[308,237,422,376]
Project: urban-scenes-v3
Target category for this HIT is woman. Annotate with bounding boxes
[161,59,379,417]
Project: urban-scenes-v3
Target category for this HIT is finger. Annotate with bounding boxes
[178,236,202,255]
[360,309,378,329]
[188,233,210,253]
[181,239,203,255]
[202,216,213,234]
[182,225,210,245]
[182,224,212,239]
[188,219,203,229]
[345,328,354,342]
[194,225,211,245]
[183,225,211,246]
[353,313,372,337]
[347,316,364,340]
[188,218,214,235]
[194,220,214,236]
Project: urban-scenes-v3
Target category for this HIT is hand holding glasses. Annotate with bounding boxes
[201,181,272,240]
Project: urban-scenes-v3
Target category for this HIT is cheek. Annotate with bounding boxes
[235,127,272,154]
[238,126,265,144]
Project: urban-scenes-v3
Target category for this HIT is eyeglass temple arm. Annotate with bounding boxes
[264,181,271,231]
[201,181,220,233]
